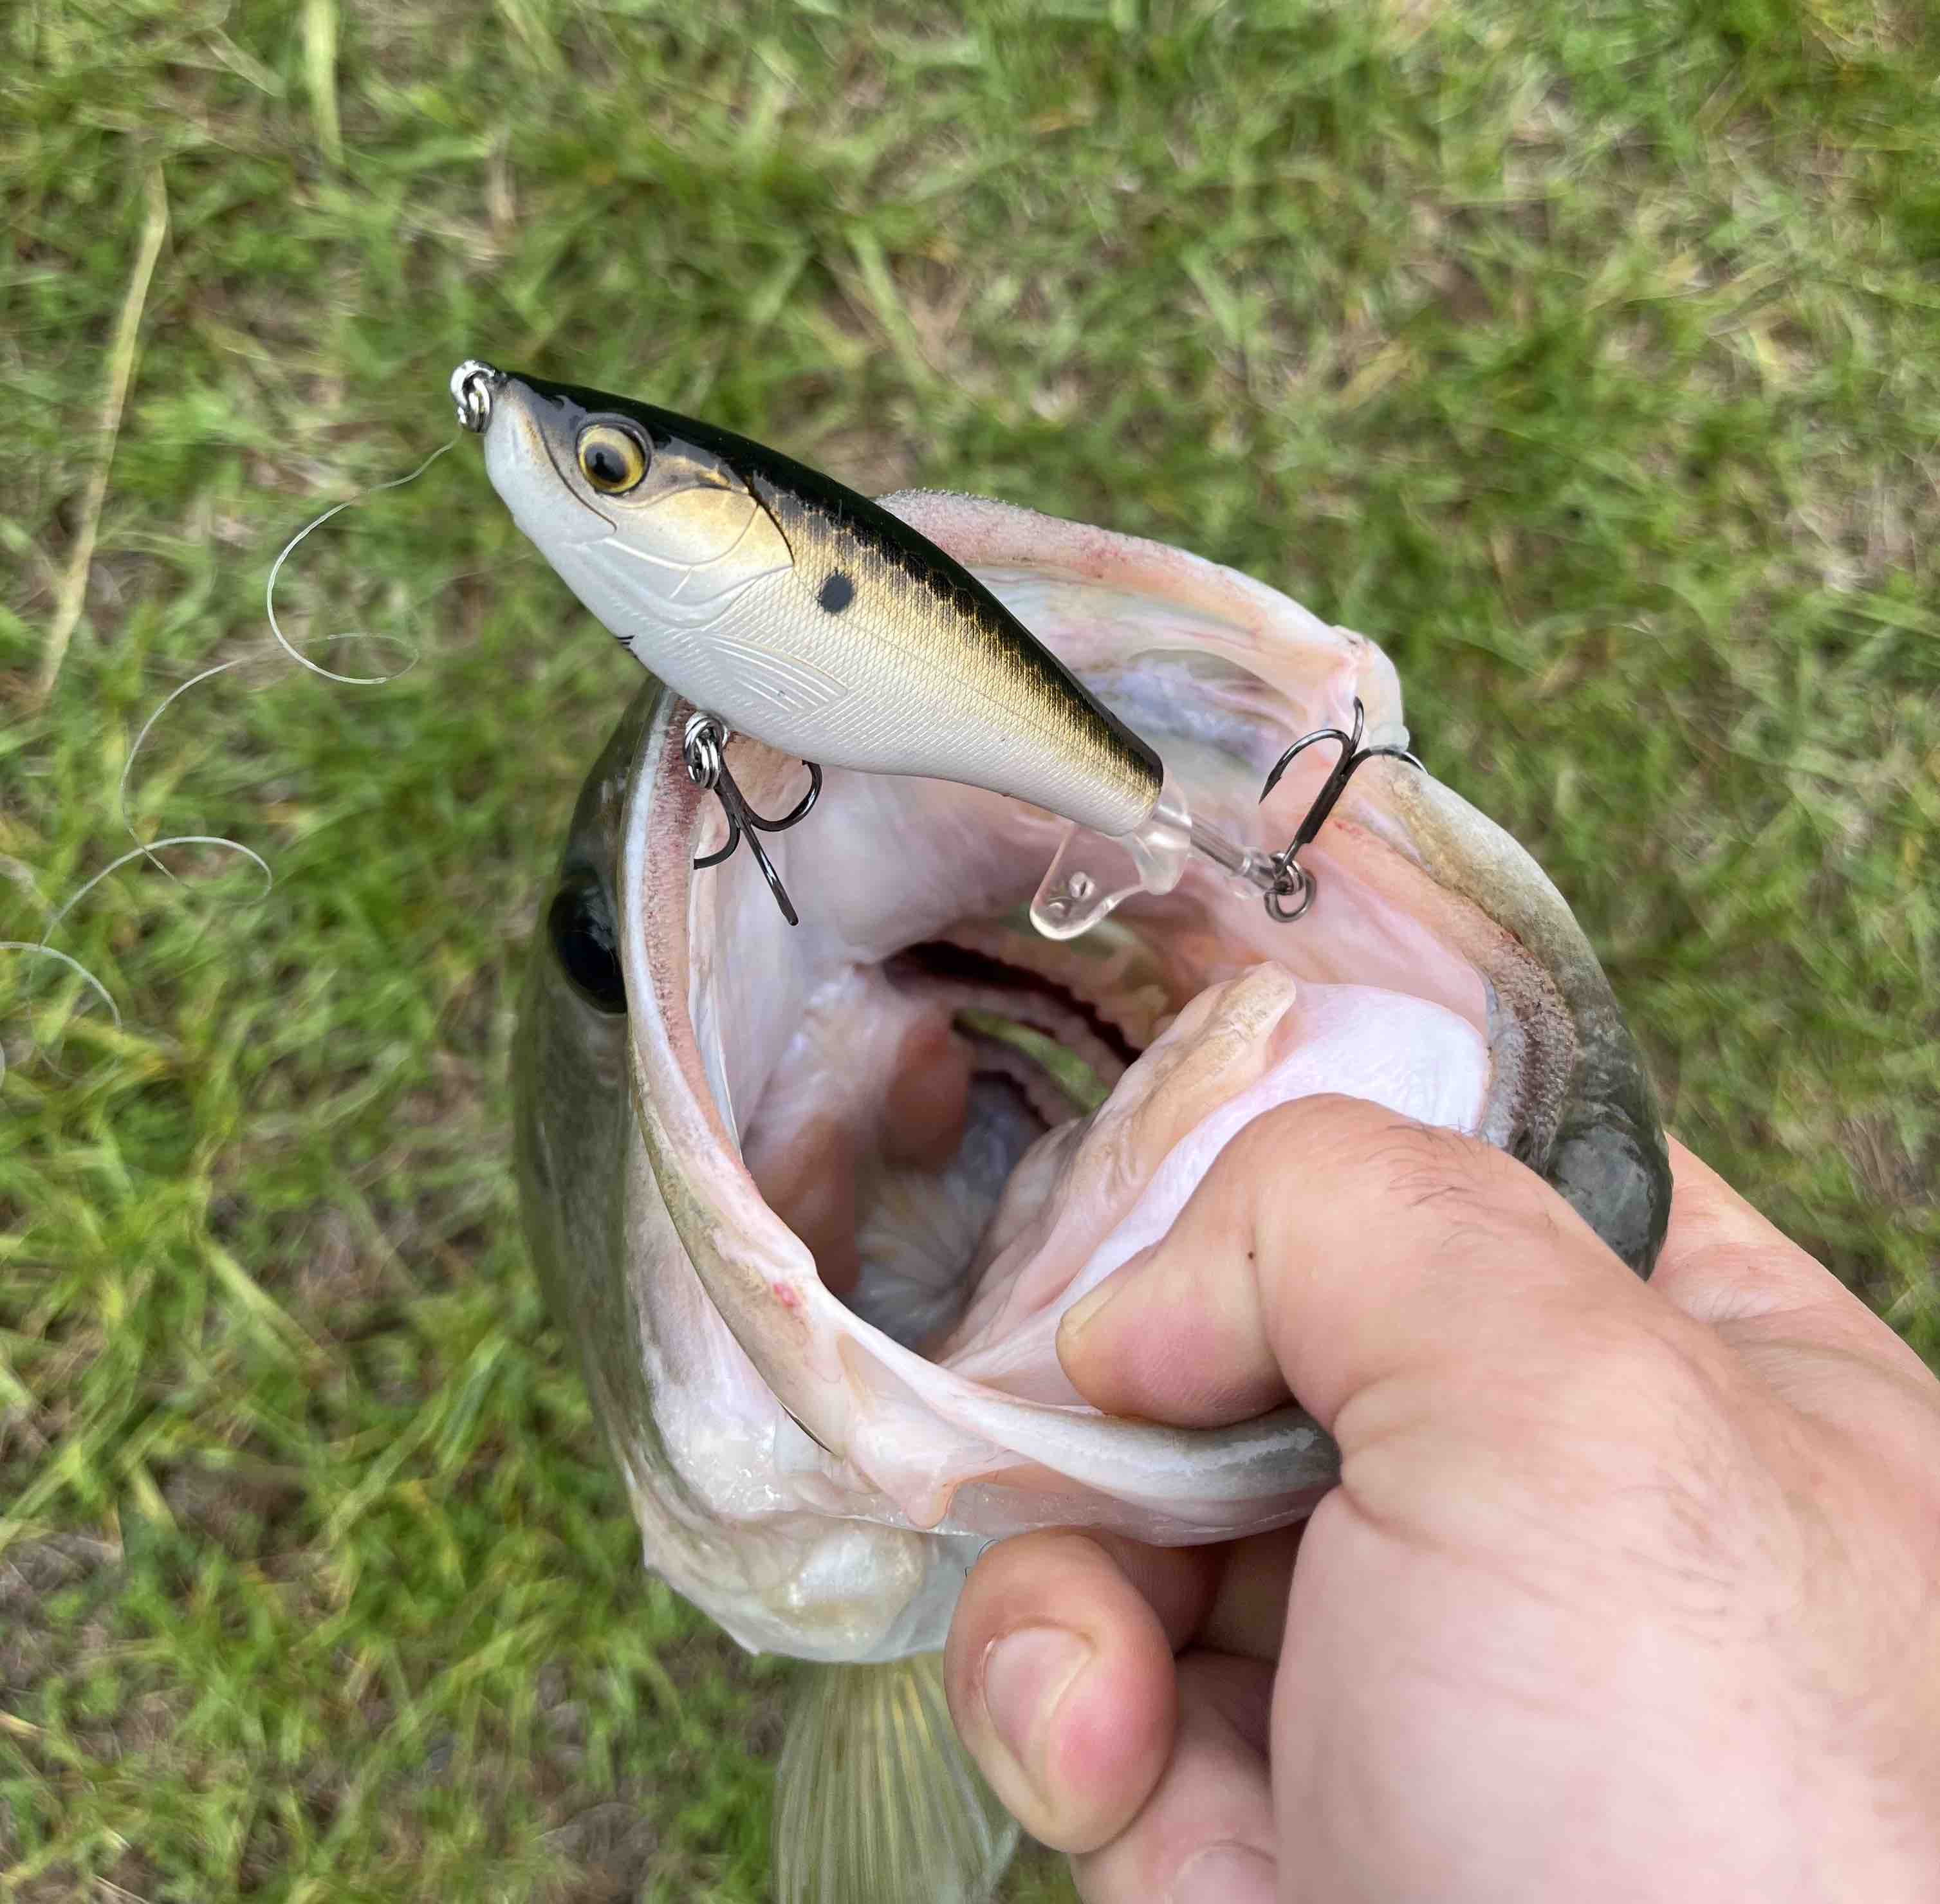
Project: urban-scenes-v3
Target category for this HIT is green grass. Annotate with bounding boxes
[3,0,1936,1896]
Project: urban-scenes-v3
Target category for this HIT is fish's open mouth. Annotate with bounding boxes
[627,652,1538,1423]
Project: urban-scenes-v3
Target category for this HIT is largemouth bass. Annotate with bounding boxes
[509,463,1670,1901]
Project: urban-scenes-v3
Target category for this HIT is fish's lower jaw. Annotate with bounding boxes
[772,1655,1019,1904]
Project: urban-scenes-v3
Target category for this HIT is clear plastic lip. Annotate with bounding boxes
[1030,772,1276,940]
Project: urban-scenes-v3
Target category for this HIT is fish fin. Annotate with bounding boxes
[773,1654,1021,1904]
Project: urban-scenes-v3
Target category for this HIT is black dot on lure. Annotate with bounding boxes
[817,571,855,614]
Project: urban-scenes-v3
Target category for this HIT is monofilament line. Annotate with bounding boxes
[263,437,459,684]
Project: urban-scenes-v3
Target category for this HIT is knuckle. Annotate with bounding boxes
[1539,1317,1769,1549]
[1231,1094,1477,1200]
[1409,1314,1790,1629]
[1528,1308,1733,1457]
[1350,1107,1504,1226]
[1572,1309,1738,1423]
[1217,1104,1307,1200]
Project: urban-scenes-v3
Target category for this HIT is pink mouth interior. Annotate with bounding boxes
[669,732,1500,1406]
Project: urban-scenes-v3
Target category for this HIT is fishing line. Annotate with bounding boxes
[118,655,266,878]
[7,429,519,1083]
[1,830,275,1089]
[118,429,515,889]
[263,436,461,684]
[134,424,530,863]
[0,945,122,1089]
[113,640,394,884]
[37,838,275,948]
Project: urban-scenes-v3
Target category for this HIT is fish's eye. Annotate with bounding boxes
[576,423,648,495]
[547,873,627,1014]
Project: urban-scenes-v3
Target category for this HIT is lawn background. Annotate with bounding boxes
[3,1,1935,1898]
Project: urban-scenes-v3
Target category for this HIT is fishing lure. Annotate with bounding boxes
[451,359,1417,934]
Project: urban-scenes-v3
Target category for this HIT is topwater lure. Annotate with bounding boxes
[451,359,1418,934]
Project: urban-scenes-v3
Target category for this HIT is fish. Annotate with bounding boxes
[502,404,1672,1902]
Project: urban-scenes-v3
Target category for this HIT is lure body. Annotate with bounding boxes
[461,367,1163,838]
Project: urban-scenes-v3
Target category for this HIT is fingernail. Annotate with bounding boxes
[1058,1277,1121,1345]
[980,1625,1091,1791]
[1059,1247,1153,1349]
[1171,1842,1277,1904]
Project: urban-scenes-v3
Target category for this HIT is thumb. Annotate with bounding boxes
[1055,1093,1643,1431]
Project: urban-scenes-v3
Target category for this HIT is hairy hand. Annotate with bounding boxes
[943,1096,1940,1903]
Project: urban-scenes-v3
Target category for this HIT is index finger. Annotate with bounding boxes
[1654,1136,1934,1388]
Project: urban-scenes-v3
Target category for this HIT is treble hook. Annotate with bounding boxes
[682,712,823,927]
[1255,698,1423,923]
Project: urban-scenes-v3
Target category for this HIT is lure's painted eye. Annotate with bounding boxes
[576,423,647,495]
[548,872,627,1013]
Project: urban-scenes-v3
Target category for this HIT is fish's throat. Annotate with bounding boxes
[740,924,1165,1347]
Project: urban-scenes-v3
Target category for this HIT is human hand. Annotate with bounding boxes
[943,1096,1940,1902]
